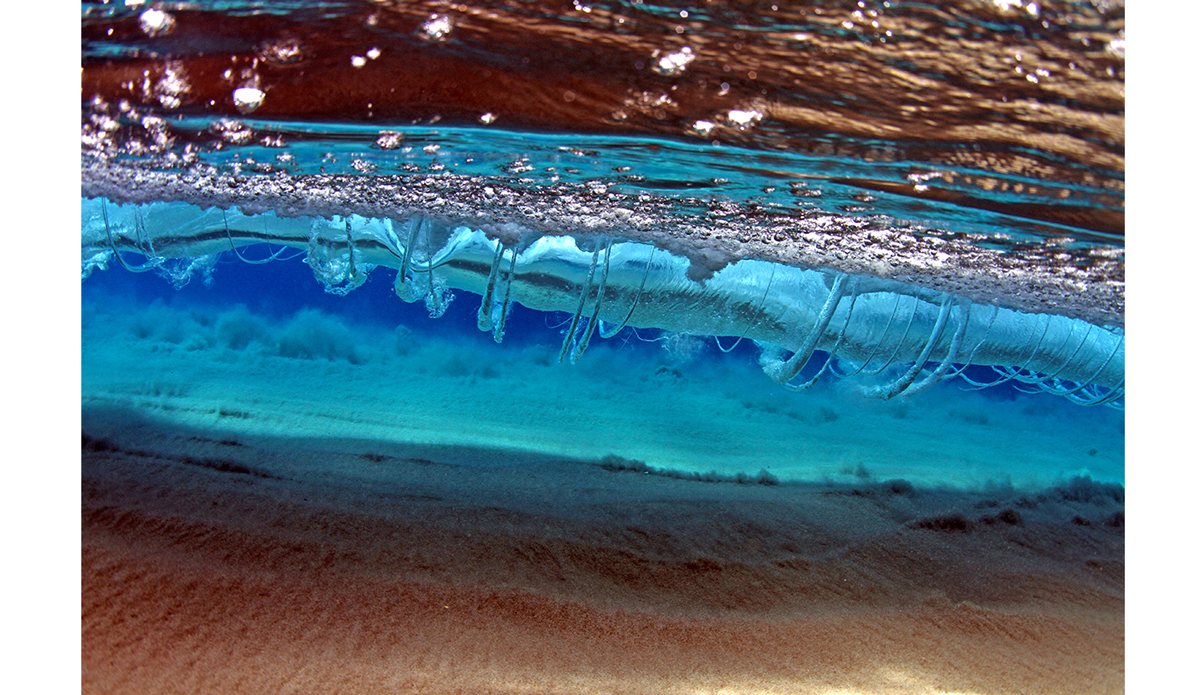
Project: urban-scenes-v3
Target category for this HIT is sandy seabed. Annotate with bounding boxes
[82,295,1123,695]
[81,408,1123,695]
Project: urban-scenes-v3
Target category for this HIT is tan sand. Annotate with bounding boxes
[82,403,1123,695]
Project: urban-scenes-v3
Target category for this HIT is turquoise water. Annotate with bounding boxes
[82,233,1124,489]
[81,0,1125,489]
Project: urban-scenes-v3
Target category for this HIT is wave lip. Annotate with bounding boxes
[82,161,1124,327]
[82,188,1124,406]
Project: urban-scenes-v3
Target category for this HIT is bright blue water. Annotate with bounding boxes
[81,235,1125,491]
[81,0,1125,488]
[83,243,1053,405]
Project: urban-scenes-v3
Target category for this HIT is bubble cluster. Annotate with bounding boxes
[652,47,695,77]
[418,14,453,42]
[259,37,305,66]
[374,131,404,150]
[208,119,254,146]
[152,62,190,110]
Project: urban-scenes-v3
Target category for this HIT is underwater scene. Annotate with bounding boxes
[81,1,1124,693]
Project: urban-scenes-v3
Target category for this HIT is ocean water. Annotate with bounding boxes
[80,1,1125,693]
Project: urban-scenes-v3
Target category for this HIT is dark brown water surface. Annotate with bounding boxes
[82,0,1124,237]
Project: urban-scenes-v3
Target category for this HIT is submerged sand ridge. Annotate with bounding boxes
[82,400,1123,695]
[80,294,1124,491]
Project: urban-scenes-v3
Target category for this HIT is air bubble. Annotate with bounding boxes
[233,87,265,114]
[1106,37,1125,59]
[725,108,763,130]
[139,8,175,37]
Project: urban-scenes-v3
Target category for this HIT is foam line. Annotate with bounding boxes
[81,161,1123,327]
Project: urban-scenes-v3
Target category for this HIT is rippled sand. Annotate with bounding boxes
[82,401,1122,695]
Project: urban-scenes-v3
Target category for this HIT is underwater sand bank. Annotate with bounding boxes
[82,402,1123,695]
[80,297,1124,491]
